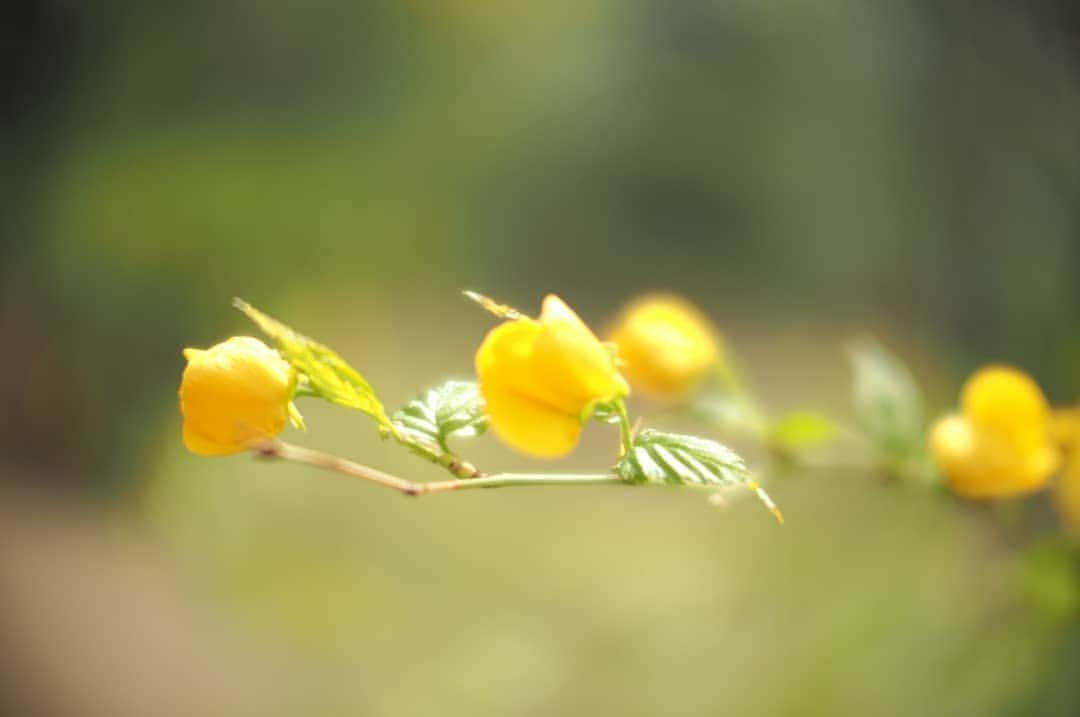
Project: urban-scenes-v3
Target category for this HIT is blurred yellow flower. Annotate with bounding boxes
[179,336,294,456]
[476,294,629,458]
[1052,408,1080,454]
[1056,452,1080,537]
[608,294,722,399]
[930,366,1059,499]
[1051,407,1080,535]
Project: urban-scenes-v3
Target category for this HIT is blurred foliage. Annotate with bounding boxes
[6,0,1080,482]
[850,341,932,480]
[142,381,1061,715]
[766,410,838,453]
[3,0,1080,713]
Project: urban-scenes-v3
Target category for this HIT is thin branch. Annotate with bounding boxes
[417,473,625,494]
[255,440,421,493]
[254,440,624,496]
[254,440,782,524]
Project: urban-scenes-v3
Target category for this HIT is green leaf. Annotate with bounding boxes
[616,429,747,486]
[767,411,838,452]
[392,380,487,453]
[615,429,782,521]
[849,340,927,468]
[234,299,395,433]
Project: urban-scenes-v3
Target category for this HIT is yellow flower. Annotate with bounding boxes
[930,365,1060,499]
[1052,408,1080,454]
[608,294,722,399]
[179,336,294,456]
[1051,407,1080,535]
[1056,452,1080,537]
[475,294,629,458]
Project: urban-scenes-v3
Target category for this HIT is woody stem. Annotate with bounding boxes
[254,440,625,496]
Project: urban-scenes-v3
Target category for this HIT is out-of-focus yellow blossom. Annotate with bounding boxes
[930,366,1059,499]
[179,336,294,456]
[1052,407,1080,535]
[476,294,629,458]
[1052,408,1080,454]
[1056,451,1080,537]
[608,294,722,399]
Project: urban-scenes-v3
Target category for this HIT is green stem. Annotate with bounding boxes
[255,440,623,496]
[712,358,741,395]
[390,430,482,479]
[252,440,783,523]
[419,473,625,494]
[615,399,634,456]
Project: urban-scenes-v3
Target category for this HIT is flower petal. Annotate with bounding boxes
[1056,454,1080,535]
[932,414,1056,499]
[961,366,1050,452]
[481,383,582,458]
[608,294,720,398]
[534,295,628,407]
[475,318,541,382]
[476,318,582,415]
[179,336,292,455]
[182,423,243,456]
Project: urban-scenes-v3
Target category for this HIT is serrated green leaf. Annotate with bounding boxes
[767,411,838,452]
[616,429,748,486]
[234,299,395,433]
[615,429,782,521]
[392,380,487,453]
[849,340,926,468]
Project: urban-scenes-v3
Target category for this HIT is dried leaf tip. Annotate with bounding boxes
[748,481,784,524]
[462,290,526,320]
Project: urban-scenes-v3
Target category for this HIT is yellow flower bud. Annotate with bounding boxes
[475,294,629,458]
[179,336,294,456]
[930,366,1059,499]
[608,294,722,399]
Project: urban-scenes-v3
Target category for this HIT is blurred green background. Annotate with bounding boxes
[3,1,1080,714]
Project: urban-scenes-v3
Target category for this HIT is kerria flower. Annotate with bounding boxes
[1051,407,1080,534]
[608,294,723,399]
[476,295,629,458]
[930,366,1059,499]
[179,336,294,455]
